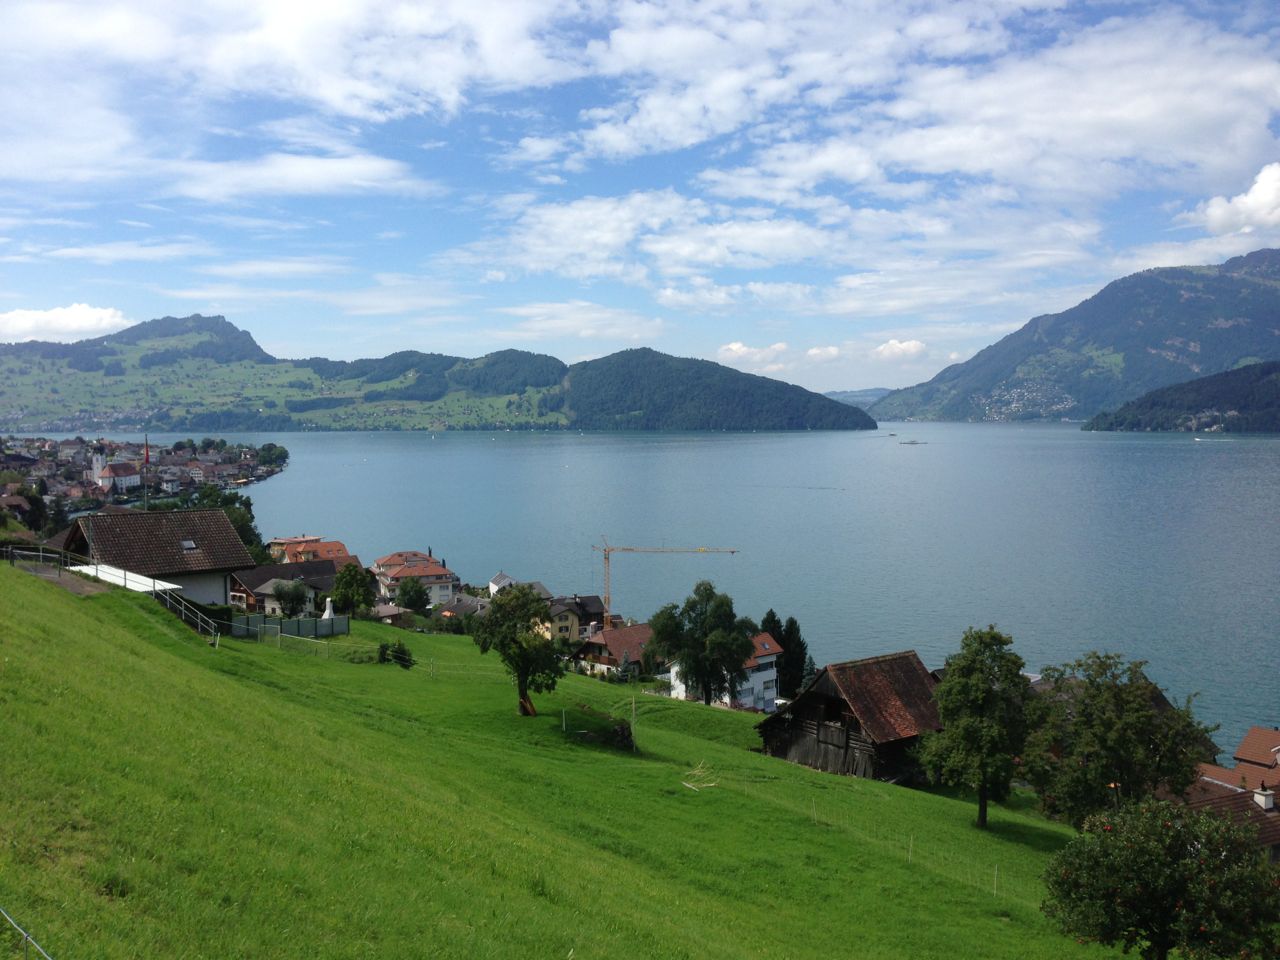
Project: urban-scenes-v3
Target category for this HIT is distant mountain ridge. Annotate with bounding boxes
[0,315,874,433]
[871,249,1280,422]
[1084,360,1280,433]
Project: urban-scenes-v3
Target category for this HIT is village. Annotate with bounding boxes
[0,434,289,540]
[6,450,1276,877]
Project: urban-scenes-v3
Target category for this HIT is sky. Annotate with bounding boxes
[2,1,1280,392]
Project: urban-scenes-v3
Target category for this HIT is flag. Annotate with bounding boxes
[144,435,150,465]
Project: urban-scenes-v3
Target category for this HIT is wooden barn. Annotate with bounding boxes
[757,650,941,781]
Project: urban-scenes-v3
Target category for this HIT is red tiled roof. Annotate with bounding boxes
[825,651,941,744]
[744,631,783,669]
[385,561,454,580]
[376,550,433,568]
[1233,726,1280,770]
[1185,777,1280,849]
[1199,762,1270,792]
[603,623,653,667]
[99,462,139,477]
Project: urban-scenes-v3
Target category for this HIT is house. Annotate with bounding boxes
[660,632,784,713]
[734,633,784,712]
[230,559,348,613]
[1186,726,1280,861]
[756,651,942,781]
[437,594,490,620]
[373,549,460,605]
[539,594,607,643]
[576,622,654,676]
[96,461,141,495]
[253,578,321,617]
[60,508,254,605]
[267,535,359,569]
[488,571,516,596]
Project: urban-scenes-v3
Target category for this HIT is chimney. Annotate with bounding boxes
[1255,783,1275,812]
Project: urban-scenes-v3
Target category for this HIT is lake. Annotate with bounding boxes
[175,422,1279,752]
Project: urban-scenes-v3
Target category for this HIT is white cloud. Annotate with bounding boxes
[47,239,211,263]
[495,300,664,341]
[1196,163,1280,235]
[201,257,348,280]
[172,153,438,202]
[718,341,789,366]
[872,338,926,360]
[0,303,129,341]
[806,345,840,362]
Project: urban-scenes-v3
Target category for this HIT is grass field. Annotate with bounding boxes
[0,564,1117,959]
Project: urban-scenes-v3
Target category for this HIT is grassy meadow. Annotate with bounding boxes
[0,563,1116,959]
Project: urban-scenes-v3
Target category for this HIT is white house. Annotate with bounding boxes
[374,550,460,605]
[665,632,783,713]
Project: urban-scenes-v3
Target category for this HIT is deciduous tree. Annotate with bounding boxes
[473,583,564,716]
[332,562,375,614]
[918,626,1031,828]
[272,580,309,619]
[1043,799,1280,960]
[396,576,429,615]
[650,581,754,706]
[1024,652,1215,827]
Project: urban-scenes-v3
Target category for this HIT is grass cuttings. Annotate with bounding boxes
[0,565,1114,959]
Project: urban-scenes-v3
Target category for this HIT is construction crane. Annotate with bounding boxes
[593,537,738,627]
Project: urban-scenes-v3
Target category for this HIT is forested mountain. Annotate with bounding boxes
[0,315,872,432]
[562,349,876,430]
[826,388,892,408]
[871,250,1280,422]
[1084,361,1280,432]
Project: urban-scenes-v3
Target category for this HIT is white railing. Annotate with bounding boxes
[0,904,56,960]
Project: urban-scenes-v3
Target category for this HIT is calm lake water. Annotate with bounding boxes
[168,422,1278,752]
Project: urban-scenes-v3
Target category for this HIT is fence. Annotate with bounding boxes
[231,613,350,639]
[1,904,55,960]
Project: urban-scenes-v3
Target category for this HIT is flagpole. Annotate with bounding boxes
[143,433,149,510]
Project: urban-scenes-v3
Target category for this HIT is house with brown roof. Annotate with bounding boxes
[61,508,254,605]
[577,622,655,676]
[757,650,942,781]
[373,549,459,606]
[230,559,350,614]
[1188,726,1280,861]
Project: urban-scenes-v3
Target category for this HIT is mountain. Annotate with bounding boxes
[826,388,893,408]
[871,249,1280,422]
[562,349,875,430]
[1084,360,1280,432]
[0,315,873,432]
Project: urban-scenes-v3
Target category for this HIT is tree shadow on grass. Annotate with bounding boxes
[984,817,1072,856]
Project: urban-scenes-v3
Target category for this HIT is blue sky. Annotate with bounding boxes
[2,0,1280,391]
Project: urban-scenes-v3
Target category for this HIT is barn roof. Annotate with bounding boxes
[824,651,941,744]
[66,508,253,577]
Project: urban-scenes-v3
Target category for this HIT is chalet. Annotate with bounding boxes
[373,549,459,605]
[61,508,254,605]
[757,651,941,781]
[576,622,654,676]
[662,632,784,713]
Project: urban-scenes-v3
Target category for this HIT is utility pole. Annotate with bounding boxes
[592,537,738,627]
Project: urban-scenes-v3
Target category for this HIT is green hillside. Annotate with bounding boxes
[0,315,873,433]
[563,348,876,430]
[0,564,1106,959]
[1085,360,1280,432]
[872,249,1280,422]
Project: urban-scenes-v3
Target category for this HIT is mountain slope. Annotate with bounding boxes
[872,249,1280,421]
[0,316,872,432]
[1084,360,1280,432]
[0,563,1100,959]
[563,348,876,430]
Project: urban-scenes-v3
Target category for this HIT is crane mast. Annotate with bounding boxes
[593,537,738,627]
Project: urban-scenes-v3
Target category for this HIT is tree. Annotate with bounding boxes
[472,583,564,716]
[1043,799,1280,960]
[397,576,429,615]
[42,495,68,538]
[272,580,309,619]
[801,654,817,689]
[918,626,1031,829]
[778,616,809,699]
[18,488,46,533]
[1024,652,1215,827]
[649,581,754,706]
[332,563,375,614]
